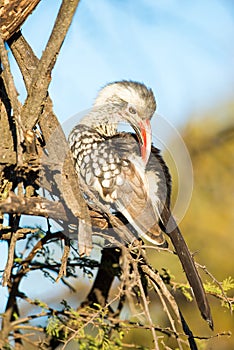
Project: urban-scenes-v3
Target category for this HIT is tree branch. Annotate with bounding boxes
[0,0,41,41]
[0,34,24,165]
[2,233,18,286]
[0,36,21,117]
[0,191,111,231]
[8,31,93,256]
[56,236,70,282]
[0,191,70,221]
[21,0,80,130]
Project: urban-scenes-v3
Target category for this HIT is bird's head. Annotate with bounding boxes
[83,80,156,165]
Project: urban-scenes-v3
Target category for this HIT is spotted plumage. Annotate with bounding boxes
[70,125,122,198]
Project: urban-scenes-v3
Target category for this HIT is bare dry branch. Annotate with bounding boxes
[0,35,21,117]
[7,32,37,90]
[2,233,18,286]
[0,191,70,221]
[132,258,161,350]
[56,236,70,281]
[8,31,93,256]
[21,0,80,130]
[0,191,113,232]
[0,0,41,40]
[0,34,24,164]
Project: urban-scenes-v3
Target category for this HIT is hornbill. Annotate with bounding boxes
[68,80,213,329]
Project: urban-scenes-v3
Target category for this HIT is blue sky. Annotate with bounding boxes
[11,0,234,127]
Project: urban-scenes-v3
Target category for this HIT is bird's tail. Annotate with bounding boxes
[161,207,213,329]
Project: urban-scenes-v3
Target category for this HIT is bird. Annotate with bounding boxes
[68,80,213,329]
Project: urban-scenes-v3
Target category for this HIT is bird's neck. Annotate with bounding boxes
[94,123,118,138]
[81,108,119,138]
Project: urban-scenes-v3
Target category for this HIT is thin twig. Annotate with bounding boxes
[0,227,36,241]
[150,279,184,350]
[141,263,182,322]
[62,293,122,350]
[21,231,65,268]
[196,262,233,312]
[131,257,160,350]
[56,236,71,282]
[2,233,18,286]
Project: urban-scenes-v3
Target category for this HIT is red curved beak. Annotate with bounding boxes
[124,112,152,166]
[139,119,152,165]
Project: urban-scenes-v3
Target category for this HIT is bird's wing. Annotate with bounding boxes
[113,157,167,246]
[82,132,167,246]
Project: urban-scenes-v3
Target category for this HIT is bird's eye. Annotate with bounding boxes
[128,106,137,114]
